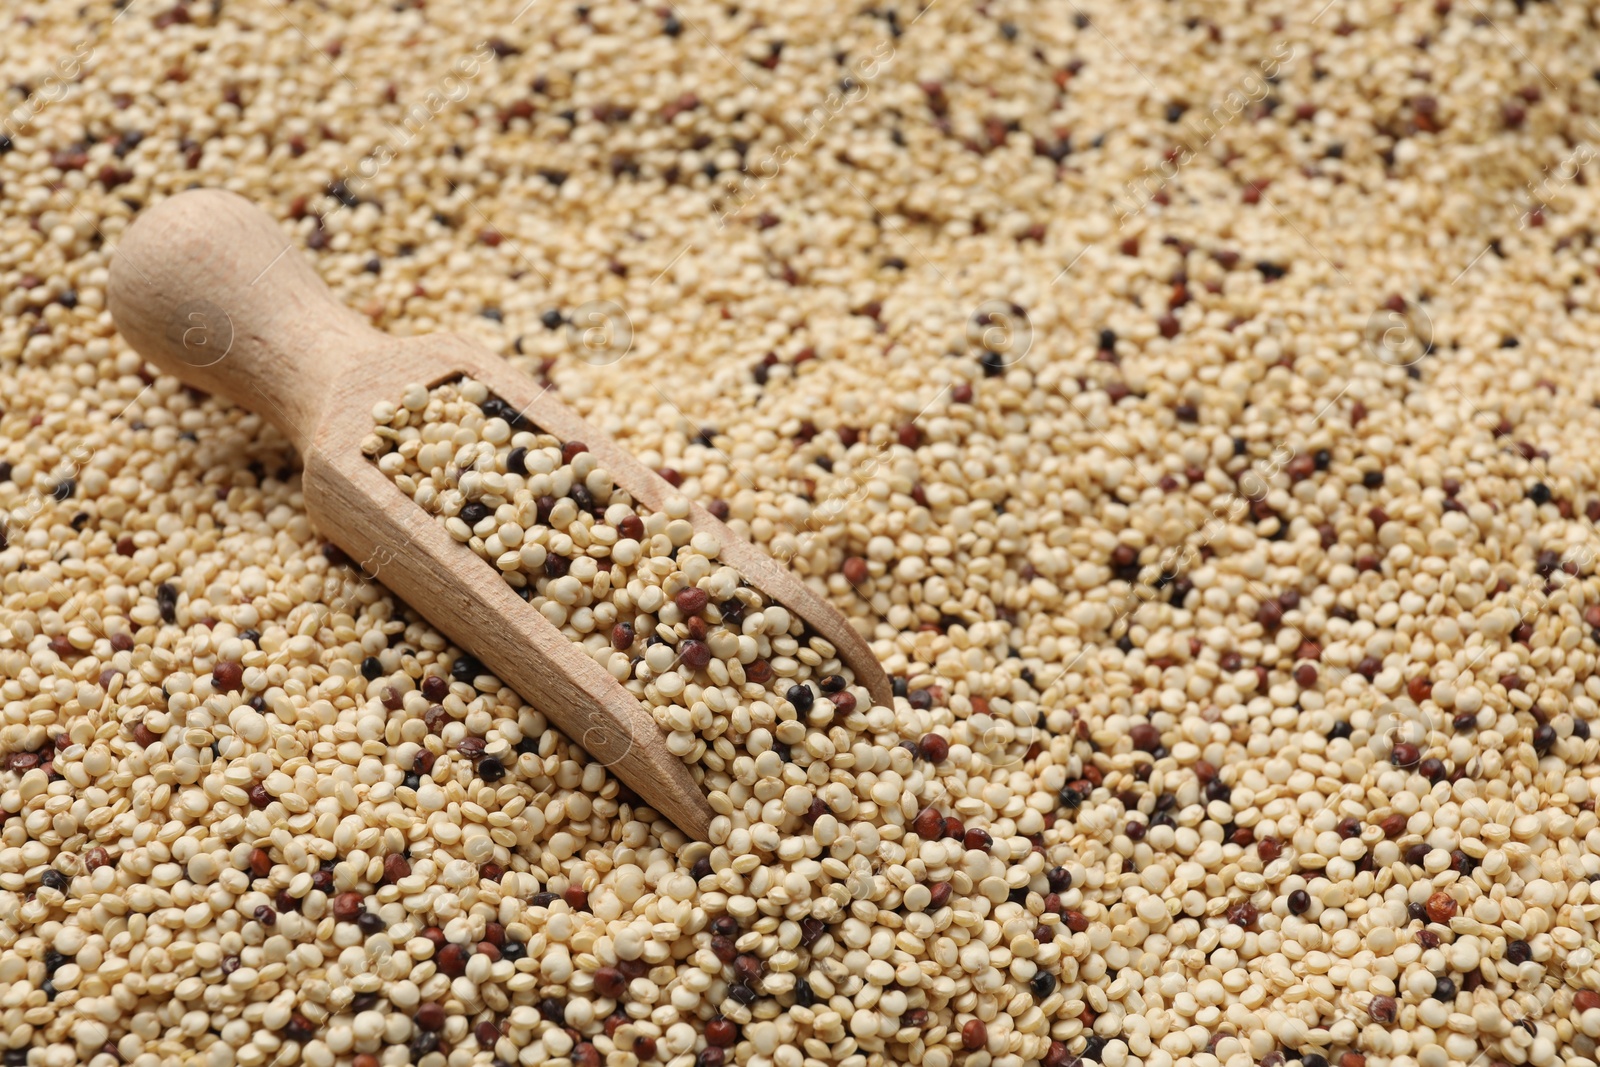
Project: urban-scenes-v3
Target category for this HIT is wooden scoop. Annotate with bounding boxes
[107,189,893,842]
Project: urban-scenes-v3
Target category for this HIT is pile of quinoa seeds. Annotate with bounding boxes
[12,2,1600,1067]
[365,377,878,782]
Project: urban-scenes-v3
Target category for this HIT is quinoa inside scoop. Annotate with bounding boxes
[364,375,884,787]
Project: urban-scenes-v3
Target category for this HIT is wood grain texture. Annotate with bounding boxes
[107,189,894,841]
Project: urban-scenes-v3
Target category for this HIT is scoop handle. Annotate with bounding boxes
[108,189,380,452]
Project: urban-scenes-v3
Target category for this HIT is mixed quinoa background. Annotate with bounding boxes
[4,1,1600,1067]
